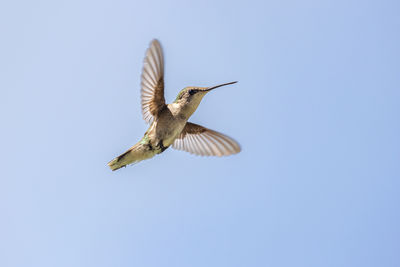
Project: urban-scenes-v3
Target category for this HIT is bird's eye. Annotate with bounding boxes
[188,89,196,95]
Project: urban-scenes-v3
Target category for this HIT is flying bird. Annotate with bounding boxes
[108,39,241,171]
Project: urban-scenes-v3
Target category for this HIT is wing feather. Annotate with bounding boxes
[140,39,166,123]
[172,122,241,156]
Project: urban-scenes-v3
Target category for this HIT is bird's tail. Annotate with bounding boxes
[108,142,157,171]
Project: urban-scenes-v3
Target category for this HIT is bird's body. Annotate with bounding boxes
[108,40,241,171]
[146,103,187,149]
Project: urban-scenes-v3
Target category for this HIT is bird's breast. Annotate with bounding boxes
[148,110,187,148]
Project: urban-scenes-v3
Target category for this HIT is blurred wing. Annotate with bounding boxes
[141,39,166,123]
[172,122,241,156]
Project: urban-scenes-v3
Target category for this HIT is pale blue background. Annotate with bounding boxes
[1,0,399,266]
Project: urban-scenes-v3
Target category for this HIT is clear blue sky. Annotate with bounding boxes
[1,0,399,266]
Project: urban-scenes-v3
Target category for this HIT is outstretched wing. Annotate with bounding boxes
[141,39,166,123]
[172,122,241,156]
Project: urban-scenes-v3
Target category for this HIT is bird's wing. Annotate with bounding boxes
[141,39,166,123]
[172,122,241,156]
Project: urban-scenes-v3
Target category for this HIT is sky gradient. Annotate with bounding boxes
[1,0,399,266]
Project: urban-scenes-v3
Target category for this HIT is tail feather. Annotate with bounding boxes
[108,143,157,171]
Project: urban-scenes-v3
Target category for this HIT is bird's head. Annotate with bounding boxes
[173,81,237,116]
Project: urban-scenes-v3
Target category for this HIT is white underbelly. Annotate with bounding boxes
[162,120,186,146]
[148,118,186,147]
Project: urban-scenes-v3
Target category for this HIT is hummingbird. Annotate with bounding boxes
[108,39,241,171]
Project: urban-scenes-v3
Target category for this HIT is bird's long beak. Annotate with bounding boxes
[203,81,238,92]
